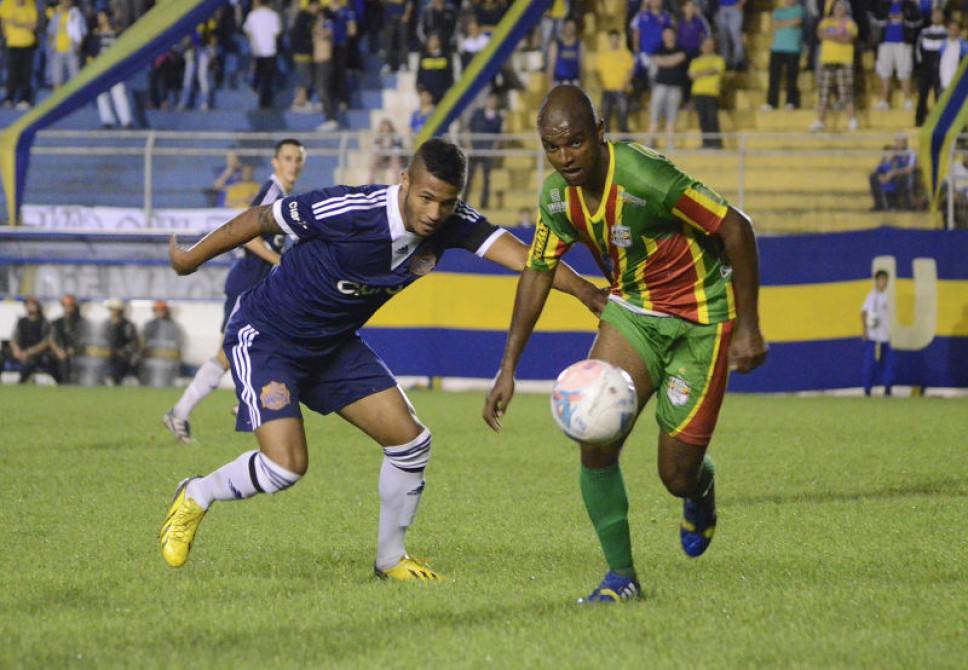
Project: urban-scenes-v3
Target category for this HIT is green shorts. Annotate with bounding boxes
[600,302,734,446]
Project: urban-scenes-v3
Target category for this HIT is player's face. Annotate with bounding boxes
[272,144,307,188]
[539,116,605,187]
[400,164,462,237]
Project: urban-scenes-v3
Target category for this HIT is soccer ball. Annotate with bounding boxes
[550,359,637,446]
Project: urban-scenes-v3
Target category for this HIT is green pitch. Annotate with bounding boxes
[1,386,966,669]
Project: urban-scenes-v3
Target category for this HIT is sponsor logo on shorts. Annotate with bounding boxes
[260,381,291,410]
[610,224,632,248]
[667,376,692,407]
[409,248,437,276]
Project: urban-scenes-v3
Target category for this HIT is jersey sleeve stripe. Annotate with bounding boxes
[314,201,387,221]
[672,187,728,233]
[272,199,298,239]
[473,228,506,257]
[311,191,386,215]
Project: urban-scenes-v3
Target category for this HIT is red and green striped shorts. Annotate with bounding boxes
[601,302,733,446]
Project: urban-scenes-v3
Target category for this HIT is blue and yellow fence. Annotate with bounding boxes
[362,227,968,391]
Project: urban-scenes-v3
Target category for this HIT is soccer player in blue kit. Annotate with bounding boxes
[163,138,308,443]
[160,138,606,580]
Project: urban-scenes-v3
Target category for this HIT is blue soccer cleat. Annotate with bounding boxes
[680,479,717,557]
[577,570,642,604]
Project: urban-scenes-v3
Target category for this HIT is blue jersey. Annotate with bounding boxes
[224,174,289,299]
[554,39,581,81]
[238,184,503,353]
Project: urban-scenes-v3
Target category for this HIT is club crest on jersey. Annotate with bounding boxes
[666,376,692,407]
[260,381,291,410]
[547,189,567,214]
[610,224,632,248]
[409,248,437,276]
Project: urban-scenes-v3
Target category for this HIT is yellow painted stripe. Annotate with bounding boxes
[669,321,723,439]
[368,274,968,340]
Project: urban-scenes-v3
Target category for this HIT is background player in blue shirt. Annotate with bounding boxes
[163,139,307,443]
[159,138,606,580]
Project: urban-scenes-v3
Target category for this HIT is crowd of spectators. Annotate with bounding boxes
[1,296,183,386]
[4,0,966,136]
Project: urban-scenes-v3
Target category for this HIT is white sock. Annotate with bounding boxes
[186,450,301,509]
[173,358,227,420]
[375,428,431,571]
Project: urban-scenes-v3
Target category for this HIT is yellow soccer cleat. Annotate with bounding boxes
[374,555,443,582]
[159,477,207,568]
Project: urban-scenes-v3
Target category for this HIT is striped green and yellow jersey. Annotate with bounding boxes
[528,141,736,325]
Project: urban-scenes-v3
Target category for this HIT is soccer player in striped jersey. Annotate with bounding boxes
[163,139,306,444]
[159,138,605,579]
[484,85,768,603]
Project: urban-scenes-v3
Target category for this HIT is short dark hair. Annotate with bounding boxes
[274,138,304,156]
[410,138,467,190]
[875,270,889,280]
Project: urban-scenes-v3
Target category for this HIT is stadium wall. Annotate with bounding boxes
[1,226,966,391]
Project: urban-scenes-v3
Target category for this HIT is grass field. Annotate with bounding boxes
[1,386,966,669]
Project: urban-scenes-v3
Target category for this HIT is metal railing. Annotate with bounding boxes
[15,129,954,229]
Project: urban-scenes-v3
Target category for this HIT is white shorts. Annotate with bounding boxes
[876,42,913,81]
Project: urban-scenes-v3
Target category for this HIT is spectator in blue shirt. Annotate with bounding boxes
[762,0,804,110]
[466,92,503,209]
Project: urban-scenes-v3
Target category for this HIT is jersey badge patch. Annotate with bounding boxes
[610,224,632,248]
[409,248,437,276]
[619,191,648,208]
[666,376,692,407]
[260,381,291,410]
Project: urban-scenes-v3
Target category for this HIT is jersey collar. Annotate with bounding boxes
[269,173,290,196]
[386,183,420,244]
[576,141,615,222]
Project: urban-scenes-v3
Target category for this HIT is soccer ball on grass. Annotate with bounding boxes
[550,359,637,446]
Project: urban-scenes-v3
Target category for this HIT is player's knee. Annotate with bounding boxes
[659,461,703,498]
[252,451,303,494]
[383,427,431,472]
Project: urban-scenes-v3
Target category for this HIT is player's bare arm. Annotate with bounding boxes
[482,232,607,316]
[242,237,282,267]
[717,206,768,372]
[482,267,556,431]
[169,204,280,275]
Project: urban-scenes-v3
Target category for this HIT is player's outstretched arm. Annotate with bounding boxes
[717,206,768,373]
[169,205,280,275]
[482,231,607,316]
[483,267,556,431]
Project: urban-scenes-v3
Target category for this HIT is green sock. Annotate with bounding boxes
[696,454,715,500]
[580,464,634,578]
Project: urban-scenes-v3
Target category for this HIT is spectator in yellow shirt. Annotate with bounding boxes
[596,29,635,134]
[46,0,86,90]
[222,163,261,209]
[688,37,726,149]
[810,0,858,131]
[1,0,39,108]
